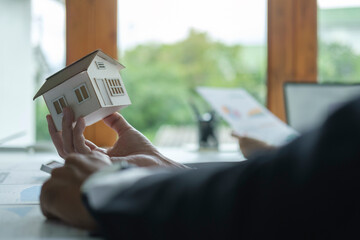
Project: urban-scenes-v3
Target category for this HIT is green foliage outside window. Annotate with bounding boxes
[318,41,360,83]
[35,31,360,142]
[119,29,266,140]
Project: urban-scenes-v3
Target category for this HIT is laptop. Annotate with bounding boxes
[284,83,360,133]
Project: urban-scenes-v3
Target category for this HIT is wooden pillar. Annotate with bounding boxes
[66,0,118,147]
[267,0,317,121]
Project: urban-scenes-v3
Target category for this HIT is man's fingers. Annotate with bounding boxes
[65,153,101,172]
[40,179,64,220]
[40,175,84,225]
[85,140,97,150]
[231,132,257,143]
[51,165,78,181]
[111,155,158,167]
[65,154,89,171]
[46,115,66,158]
[73,117,91,154]
[65,153,111,174]
[103,113,132,135]
[231,131,243,139]
[85,140,107,154]
[62,108,75,154]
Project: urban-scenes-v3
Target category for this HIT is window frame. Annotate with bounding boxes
[74,83,90,104]
[65,0,318,145]
[52,95,67,115]
[105,78,125,96]
[95,61,106,70]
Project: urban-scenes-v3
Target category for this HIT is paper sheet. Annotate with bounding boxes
[0,151,97,238]
[0,171,48,184]
[0,205,92,238]
[0,184,41,204]
[197,87,299,146]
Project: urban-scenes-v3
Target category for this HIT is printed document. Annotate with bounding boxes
[197,87,299,146]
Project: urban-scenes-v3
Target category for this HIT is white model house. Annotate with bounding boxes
[33,50,131,131]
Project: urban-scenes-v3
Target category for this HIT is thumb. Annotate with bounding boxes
[103,112,132,136]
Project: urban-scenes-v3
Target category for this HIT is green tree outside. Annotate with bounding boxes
[120,30,266,140]
[319,41,360,83]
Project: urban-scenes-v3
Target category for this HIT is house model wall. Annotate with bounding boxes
[33,50,131,131]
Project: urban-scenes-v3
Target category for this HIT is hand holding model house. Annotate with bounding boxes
[33,50,131,131]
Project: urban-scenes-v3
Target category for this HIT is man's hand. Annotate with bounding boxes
[231,132,276,158]
[47,108,186,168]
[40,151,110,230]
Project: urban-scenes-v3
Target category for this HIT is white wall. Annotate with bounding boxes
[0,0,35,146]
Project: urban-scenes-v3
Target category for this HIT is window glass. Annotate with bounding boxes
[74,84,90,103]
[75,89,83,102]
[95,61,106,70]
[118,0,267,143]
[53,101,62,115]
[80,86,89,99]
[1,0,34,146]
[32,0,65,141]
[59,97,66,109]
[318,0,360,83]
[106,79,124,96]
[53,96,67,114]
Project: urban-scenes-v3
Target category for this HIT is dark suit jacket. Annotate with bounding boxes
[84,97,360,239]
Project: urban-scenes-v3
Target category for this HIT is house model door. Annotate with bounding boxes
[95,78,112,106]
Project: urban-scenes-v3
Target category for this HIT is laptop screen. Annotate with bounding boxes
[284,83,360,133]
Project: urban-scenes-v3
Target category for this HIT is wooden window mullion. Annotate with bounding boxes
[267,0,317,122]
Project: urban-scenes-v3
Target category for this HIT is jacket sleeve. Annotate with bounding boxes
[83,97,360,240]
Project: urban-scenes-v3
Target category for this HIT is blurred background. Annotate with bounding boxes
[1,0,360,149]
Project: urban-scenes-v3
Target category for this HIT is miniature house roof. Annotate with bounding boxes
[33,49,125,100]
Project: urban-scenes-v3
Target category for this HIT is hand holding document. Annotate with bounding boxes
[197,87,299,146]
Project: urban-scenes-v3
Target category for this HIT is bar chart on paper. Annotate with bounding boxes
[197,87,299,146]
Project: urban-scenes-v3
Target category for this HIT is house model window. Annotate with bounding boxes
[52,96,67,114]
[95,61,106,70]
[105,78,125,96]
[74,84,90,103]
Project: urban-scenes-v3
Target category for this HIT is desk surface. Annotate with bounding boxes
[0,146,244,239]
